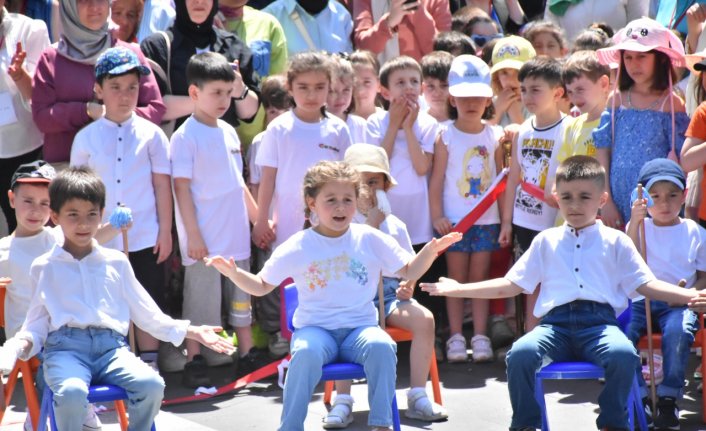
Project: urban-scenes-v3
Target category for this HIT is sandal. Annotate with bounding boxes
[405,389,448,422]
[323,395,354,429]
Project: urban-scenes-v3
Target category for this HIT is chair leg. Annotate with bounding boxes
[19,361,40,431]
[534,376,549,431]
[115,399,129,431]
[323,381,334,405]
[631,374,648,431]
[702,326,706,423]
[0,364,19,426]
[391,393,401,431]
[428,351,442,405]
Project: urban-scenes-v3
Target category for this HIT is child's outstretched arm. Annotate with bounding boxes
[204,256,277,297]
[421,277,524,299]
[637,279,706,311]
[395,232,462,281]
[185,325,235,355]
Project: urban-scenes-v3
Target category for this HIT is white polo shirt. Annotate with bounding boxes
[71,114,171,252]
[505,221,654,318]
[17,242,189,359]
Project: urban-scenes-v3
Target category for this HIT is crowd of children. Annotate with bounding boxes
[6,2,706,431]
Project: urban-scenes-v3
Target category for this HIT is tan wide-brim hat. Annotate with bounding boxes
[344,143,398,187]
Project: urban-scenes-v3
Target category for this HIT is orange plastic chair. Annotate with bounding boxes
[637,313,706,422]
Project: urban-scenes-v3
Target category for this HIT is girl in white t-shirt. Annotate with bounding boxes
[207,161,460,431]
[327,54,368,144]
[349,50,384,120]
[430,55,505,364]
[253,52,353,251]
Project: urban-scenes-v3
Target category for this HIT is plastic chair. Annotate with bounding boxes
[38,384,156,431]
[0,282,41,430]
[281,282,402,431]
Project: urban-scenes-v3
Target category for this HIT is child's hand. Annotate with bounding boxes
[600,198,624,230]
[186,325,236,356]
[0,277,11,287]
[396,279,415,300]
[630,197,648,225]
[0,338,29,374]
[501,123,520,146]
[388,97,408,130]
[494,87,520,114]
[427,231,462,253]
[498,223,512,248]
[204,255,238,278]
[252,219,275,250]
[153,228,172,264]
[109,206,133,230]
[402,98,419,132]
[366,206,386,229]
[420,277,462,297]
[689,289,706,312]
[432,217,452,236]
[7,42,26,83]
[187,233,209,260]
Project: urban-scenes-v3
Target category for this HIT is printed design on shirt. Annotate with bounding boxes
[305,252,368,290]
[319,143,340,152]
[516,137,554,216]
[583,136,596,157]
[457,145,491,200]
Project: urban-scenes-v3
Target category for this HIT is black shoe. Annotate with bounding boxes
[642,397,654,428]
[234,347,272,379]
[509,427,536,431]
[654,397,680,430]
[182,355,210,388]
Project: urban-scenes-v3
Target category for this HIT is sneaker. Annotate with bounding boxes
[489,315,515,349]
[201,346,235,367]
[471,334,493,363]
[82,404,102,431]
[642,397,654,428]
[234,348,272,379]
[654,396,680,430]
[268,331,290,358]
[446,333,468,363]
[694,364,702,380]
[182,355,210,388]
[158,342,188,373]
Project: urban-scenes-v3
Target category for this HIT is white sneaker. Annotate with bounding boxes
[445,333,468,362]
[268,331,290,358]
[83,404,102,431]
[471,334,494,362]
[23,415,33,431]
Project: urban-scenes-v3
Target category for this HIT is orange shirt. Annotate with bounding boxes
[685,103,706,220]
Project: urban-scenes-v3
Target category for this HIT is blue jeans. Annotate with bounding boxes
[506,301,640,430]
[280,325,397,431]
[42,326,165,431]
[627,300,698,399]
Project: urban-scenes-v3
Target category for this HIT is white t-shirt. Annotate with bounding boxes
[171,116,250,265]
[512,116,569,232]
[352,211,414,277]
[71,114,170,251]
[346,114,368,144]
[259,224,411,330]
[366,110,438,244]
[506,221,654,318]
[626,218,706,299]
[247,131,265,185]
[255,111,352,247]
[440,123,502,225]
[0,227,63,338]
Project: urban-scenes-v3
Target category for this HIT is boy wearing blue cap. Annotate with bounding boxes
[71,47,174,372]
[625,158,706,430]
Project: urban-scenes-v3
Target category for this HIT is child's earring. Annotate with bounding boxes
[309,211,320,227]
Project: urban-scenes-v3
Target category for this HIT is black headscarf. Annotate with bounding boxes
[174,0,219,48]
[297,0,328,15]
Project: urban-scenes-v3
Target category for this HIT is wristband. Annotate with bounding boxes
[233,86,249,101]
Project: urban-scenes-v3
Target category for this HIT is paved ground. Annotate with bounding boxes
[3,342,706,431]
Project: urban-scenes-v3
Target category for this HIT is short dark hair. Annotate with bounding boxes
[96,69,141,86]
[571,29,611,53]
[562,50,610,85]
[260,74,292,110]
[379,56,422,89]
[555,155,606,190]
[432,31,476,56]
[186,52,235,88]
[49,166,106,213]
[421,51,454,81]
[518,56,563,88]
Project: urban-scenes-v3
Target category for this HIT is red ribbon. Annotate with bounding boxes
[520,181,547,203]
[450,169,509,236]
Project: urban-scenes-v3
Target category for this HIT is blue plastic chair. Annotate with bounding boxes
[38,384,157,431]
[282,282,402,431]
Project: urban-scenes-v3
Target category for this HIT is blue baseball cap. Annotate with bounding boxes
[637,158,686,191]
[95,47,150,80]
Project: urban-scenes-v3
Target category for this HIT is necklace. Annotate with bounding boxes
[627,88,666,111]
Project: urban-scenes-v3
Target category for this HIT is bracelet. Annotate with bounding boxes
[233,85,249,101]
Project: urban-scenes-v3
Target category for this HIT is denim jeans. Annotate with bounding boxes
[279,325,397,431]
[627,299,698,399]
[506,300,640,429]
[42,326,165,431]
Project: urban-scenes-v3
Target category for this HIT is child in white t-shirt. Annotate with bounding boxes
[429,55,505,363]
[171,52,259,387]
[327,54,367,144]
[366,56,438,247]
[253,52,352,251]
[421,51,453,124]
[206,160,460,431]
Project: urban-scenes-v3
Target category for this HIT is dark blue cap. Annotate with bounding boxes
[637,158,686,191]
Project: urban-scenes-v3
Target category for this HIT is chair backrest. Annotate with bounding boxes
[280,282,298,342]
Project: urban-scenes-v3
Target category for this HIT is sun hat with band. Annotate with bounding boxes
[344,144,397,187]
[686,48,706,73]
[490,35,536,75]
[596,17,685,68]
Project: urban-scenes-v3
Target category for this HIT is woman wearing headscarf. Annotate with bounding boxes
[31,0,165,166]
[140,0,259,131]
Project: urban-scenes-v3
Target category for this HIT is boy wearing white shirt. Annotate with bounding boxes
[0,167,233,431]
[421,156,706,431]
[71,46,173,371]
[171,52,260,387]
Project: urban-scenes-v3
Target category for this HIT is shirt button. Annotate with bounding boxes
[576,244,581,248]
[118,138,122,141]
[575,268,579,272]
[117,179,121,183]
[579,284,584,288]
[117,202,121,205]
[117,158,122,162]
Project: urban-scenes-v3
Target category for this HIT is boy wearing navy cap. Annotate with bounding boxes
[625,158,706,430]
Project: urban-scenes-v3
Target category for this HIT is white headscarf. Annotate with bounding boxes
[57,0,113,64]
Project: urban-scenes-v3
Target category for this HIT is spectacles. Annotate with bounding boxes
[471,33,504,47]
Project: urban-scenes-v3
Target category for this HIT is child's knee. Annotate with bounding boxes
[135,373,166,400]
[365,337,397,362]
[54,379,89,406]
